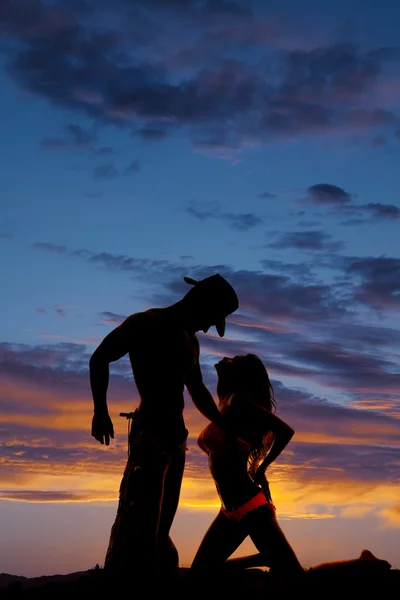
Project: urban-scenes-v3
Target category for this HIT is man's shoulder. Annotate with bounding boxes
[123,308,175,330]
[122,308,197,338]
[122,310,155,330]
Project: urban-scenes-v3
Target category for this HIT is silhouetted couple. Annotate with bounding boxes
[89,274,391,591]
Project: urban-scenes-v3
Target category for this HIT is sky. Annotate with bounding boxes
[0,0,399,578]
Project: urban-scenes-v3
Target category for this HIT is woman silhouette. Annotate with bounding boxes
[190,354,391,587]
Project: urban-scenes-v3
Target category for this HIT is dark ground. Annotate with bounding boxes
[1,566,398,600]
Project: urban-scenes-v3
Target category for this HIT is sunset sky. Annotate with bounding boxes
[1,0,399,578]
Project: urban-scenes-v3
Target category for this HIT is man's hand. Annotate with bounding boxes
[91,412,114,446]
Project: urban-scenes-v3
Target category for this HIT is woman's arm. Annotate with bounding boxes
[252,423,294,491]
[225,393,295,481]
[259,423,294,469]
[226,393,294,446]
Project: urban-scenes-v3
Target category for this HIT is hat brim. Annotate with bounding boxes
[215,318,226,338]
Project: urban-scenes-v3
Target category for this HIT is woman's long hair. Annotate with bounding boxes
[217,353,276,479]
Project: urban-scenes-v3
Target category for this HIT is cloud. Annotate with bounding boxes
[35,305,70,319]
[40,122,112,155]
[93,146,114,155]
[30,241,400,325]
[222,268,350,323]
[299,185,400,224]
[40,136,68,150]
[266,230,344,252]
[32,242,174,280]
[32,242,68,254]
[20,247,400,424]
[124,159,140,174]
[99,311,126,325]
[137,127,167,141]
[1,336,399,507]
[306,184,352,206]
[258,191,277,200]
[345,256,400,310]
[2,3,399,152]
[0,490,114,503]
[65,123,95,145]
[187,202,263,231]
[259,259,315,278]
[201,321,400,404]
[360,203,400,220]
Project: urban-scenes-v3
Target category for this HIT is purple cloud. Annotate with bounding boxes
[258,191,277,200]
[307,184,352,205]
[1,337,398,492]
[99,311,126,324]
[266,230,344,252]
[1,3,398,151]
[361,203,400,220]
[346,256,400,310]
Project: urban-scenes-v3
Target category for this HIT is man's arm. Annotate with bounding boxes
[89,318,132,445]
[185,359,223,426]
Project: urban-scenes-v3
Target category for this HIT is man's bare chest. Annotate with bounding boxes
[129,327,197,371]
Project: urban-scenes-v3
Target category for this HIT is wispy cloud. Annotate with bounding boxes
[265,230,344,252]
[1,338,398,524]
[93,162,119,180]
[2,2,399,154]
[187,201,263,231]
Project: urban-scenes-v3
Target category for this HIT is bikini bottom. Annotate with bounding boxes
[222,489,276,523]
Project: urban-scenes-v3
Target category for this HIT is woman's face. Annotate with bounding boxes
[215,354,265,385]
[215,356,233,369]
[215,357,234,392]
[215,355,250,391]
[215,354,255,370]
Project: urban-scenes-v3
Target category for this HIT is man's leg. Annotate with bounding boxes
[103,452,136,573]
[157,443,186,581]
[104,434,169,588]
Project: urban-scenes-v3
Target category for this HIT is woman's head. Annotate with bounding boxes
[216,354,276,478]
[215,353,276,413]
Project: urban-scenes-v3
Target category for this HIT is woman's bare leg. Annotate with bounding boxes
[242,505,306,579]
[190,510,248,578]
[223,547,392,579]
[310,549,392,575]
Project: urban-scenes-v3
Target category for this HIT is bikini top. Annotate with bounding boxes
[197,422,251,455]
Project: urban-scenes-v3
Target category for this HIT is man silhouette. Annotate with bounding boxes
[89,274,239,586]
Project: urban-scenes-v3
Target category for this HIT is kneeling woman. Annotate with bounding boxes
[190,354,390,584]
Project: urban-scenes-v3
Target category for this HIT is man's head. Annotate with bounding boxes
[182,274,239,337]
